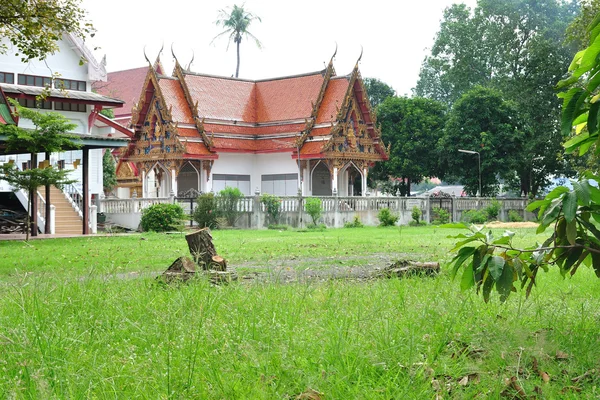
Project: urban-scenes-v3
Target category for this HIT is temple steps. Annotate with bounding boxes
[39,186,84,234]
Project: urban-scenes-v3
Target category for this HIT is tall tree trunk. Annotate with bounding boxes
[45,151,51,234]
[30,153,37,237]
[26,190,31,241]
[235,41,240,78]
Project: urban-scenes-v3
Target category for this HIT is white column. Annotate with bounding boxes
[363,168,368,197]
[49,205,56,234]
[141,169,146,198]
[90,205,97,234]
[171,168,177,197]
[303,162,310,196]
[206,171,213,193]
[332,167,338,195]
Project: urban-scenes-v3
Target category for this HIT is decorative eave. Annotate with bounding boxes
[174,62,216,150]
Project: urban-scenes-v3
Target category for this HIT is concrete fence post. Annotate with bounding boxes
[50,205,56,235]
[90,205,97,234]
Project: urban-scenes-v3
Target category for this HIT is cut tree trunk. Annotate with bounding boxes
[159,256,196,283]
[380,260,440,278]
[185,228,227,271]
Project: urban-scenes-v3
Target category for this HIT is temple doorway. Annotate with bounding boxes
[146,163,170,198]
[311,161,332,195]
[177,162,200,196]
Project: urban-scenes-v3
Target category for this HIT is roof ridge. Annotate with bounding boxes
[182,69,327,83]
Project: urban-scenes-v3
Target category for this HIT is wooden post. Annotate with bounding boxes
[45,151,51,234]
[83,147,89,234]
[31,153,38,237]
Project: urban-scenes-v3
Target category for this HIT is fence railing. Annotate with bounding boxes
[100,195,532,230]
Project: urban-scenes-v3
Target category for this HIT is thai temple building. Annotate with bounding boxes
[95,51,388,199]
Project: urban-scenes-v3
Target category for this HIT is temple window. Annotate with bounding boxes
[17,74,51,88]
[0,72,14,84]
[54,79,86,91]
[212,174,251,195]
[261,174,298,196]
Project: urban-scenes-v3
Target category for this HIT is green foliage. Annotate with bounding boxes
[0,0,95,61]
[416,0,578,197]
[102,150,117,194]
[462,209,487,224]
[212,4,262,78]
[363,77,395,109]
[217,186,244,227]
[260,193,281,225]
[411,206,422,224]
[193,193,218,229]
[370,96,447,196]
[140,203,185,232]
[305,197,323,226]
[432,207,450,225]
[344,216,364,228]
[267,224,289,230]
[484,200,502,221]
[99,108,114,118]
[438,86,523,196]
[377,208,398,227]
[508,209,524,223]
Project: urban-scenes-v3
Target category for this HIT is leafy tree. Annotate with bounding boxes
[0,0,95,61]
[450,17,600,303]
[102,150,117,195]
[566,0,600,48]
[363,78,395,109]
[212,4,262,78]
[0,101,80,240]
[438,86,523,196]
[415,0,578,196]
[370,96,446,196]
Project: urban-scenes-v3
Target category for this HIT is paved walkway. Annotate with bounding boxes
[0,233,92,241]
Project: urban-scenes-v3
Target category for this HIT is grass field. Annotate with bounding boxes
[0,226,599,398]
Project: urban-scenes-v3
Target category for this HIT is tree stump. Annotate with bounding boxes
[185,228,227,271]
[158,256,196,283]
[380,260,440,278]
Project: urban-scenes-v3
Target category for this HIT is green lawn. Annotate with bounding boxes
[0,226,599,398]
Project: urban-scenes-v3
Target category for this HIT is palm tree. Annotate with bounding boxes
[212,4,262,78]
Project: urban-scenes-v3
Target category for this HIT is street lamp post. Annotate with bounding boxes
[458,149,481,197]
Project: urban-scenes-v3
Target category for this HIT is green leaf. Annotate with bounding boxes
[538,199,562,233]
[460,264,475,291]
[496,263,514,302]
[482,271,494,303]
[591,251,600,278]
[588,102,600,135]
[566,219,577,245]
[526,199,550,212]
[576,35,600,78]
[574,181,592,206]
[563,191,578,222]
[487,256,505,281]
[567,49,585,72]
[564,132,591,151]
[545,186,570,201]
[449,246,477,278]
[562,246,584,276]
[451,237,481,252]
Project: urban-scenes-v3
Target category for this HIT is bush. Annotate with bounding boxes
[432,207,450,225]
[268,224,289,230]
[508,209,523,222]
[307,223,327,231]
[462,209,487,224]
[261,193,282,225]
[344,216,364,228]
[140,203,185,232]
[411,206,422,224]
[484,199,502,221]
[377,208,398,227]
[218,187,244,227]
[193,193,218,229]
[305,197,322,225]
[409,220,427,226]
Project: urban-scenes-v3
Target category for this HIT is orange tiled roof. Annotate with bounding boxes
[94,66,149,118]
[202,122,306,136]
[254,73,324,122]
[212,137,297,153]
[159,78,194,124]
[184,74,255,121]
[183,142,212,156]
[300,141,327,156]
[316,77,349,123]
[309,127,332,137]
[178,127,201,138]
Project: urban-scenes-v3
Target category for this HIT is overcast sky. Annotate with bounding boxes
[82,0,477,96]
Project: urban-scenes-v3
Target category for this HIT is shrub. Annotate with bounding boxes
[268,224,289,230]
[140,203,185,232]
[484,199,502,221]
[307,223,327,231]
[377,208,398,227]
[261,193,282,225]
[508,209,523,222]
[305,197,323,225]
[432,207,450,225]
[217,187,244,227]
[193,193,218,229]
[411,206,422,225]
[462,209,487,224]
[344,216,364,228]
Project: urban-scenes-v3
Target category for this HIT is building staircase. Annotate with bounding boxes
[39,186,83,234]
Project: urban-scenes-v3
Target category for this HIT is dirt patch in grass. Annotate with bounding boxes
[485,221,539,229]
